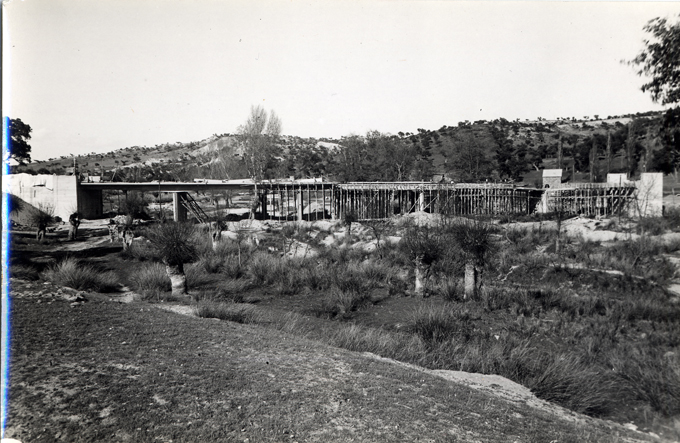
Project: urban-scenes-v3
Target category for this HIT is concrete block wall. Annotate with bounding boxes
[5,174,79,221]
[636,173,663,217]
[5,173,103,221]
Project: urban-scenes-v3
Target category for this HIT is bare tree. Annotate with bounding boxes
[238,105,282,218]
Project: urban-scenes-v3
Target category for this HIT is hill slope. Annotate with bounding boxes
[16,110,668,185]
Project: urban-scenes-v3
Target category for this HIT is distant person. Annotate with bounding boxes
[36,220,47,242]
[68,212,80,240]
[108,219,120,243]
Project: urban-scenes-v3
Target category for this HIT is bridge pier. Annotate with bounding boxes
[172,192,188,222]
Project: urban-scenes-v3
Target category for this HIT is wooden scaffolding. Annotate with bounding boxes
[543,183,638,217]
[332,183,544,220]
[255,181,637,221]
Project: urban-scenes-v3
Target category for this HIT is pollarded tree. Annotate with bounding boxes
[449,219,494,299]
[400,224,446,297]
[144,221,198,297]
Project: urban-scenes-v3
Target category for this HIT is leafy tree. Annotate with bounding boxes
[628,15,680,105]
[447,130,494,182]
[7,118,32,165]
[364,131,416,181]
[651,107,680,175]
[332,135,370,182]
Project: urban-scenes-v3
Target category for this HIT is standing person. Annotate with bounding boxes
[68,212,80,241]
[36,220,47,242]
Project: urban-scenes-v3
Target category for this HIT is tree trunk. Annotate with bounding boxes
[414,255,425,297]
[210,222,222,251]
[166,263,188,296]
[464,262,477,299]
[122,228,134,251]
[555,216,562,255]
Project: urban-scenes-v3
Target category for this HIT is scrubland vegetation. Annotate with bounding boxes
[11,210,680,438]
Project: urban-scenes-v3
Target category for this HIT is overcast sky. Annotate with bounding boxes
[3,0,679,161]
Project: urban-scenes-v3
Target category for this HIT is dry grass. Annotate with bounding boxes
[7,296,640,443]
[128,262,171,299]
[194,301,258,324]
[42,257,119,293]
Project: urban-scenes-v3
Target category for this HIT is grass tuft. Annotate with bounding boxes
[530,353,620,416]
[42,257,119,292]
[195,301,257,324]
[128,262,171,299]
[318,286,373,318]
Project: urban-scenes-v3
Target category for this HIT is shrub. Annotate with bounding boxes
[7,193,23,215]
[42,257,119,292]
[214,280,250,302]
[447,218,497,279]
[247,252,285,286]
[664,206,680,231]
[28,203,55,228]
[273,269,306,296]
[399,224,445,267]
[119,191,149,219]
[328,323,427,362]
[119,239,159,262]
[185,263,220,289]
[143,222,198,267]
[221,255,246,279]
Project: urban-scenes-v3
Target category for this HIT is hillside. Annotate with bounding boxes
[14,110,669,185]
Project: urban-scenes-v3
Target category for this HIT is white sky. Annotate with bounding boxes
[3,0,680,161]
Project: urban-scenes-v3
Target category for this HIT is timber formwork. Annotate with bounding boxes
[255,181,638,221]
[544,183,638,217]
[258,182,334,221]
[333,183,544,220]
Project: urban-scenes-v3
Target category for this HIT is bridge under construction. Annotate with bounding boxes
[8,173,660,223]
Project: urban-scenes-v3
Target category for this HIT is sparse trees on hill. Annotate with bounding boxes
[331,131,419,182]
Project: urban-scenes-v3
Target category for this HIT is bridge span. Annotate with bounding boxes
[7,173,662,224]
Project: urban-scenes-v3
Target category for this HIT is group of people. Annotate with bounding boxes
[37,212,80,241]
